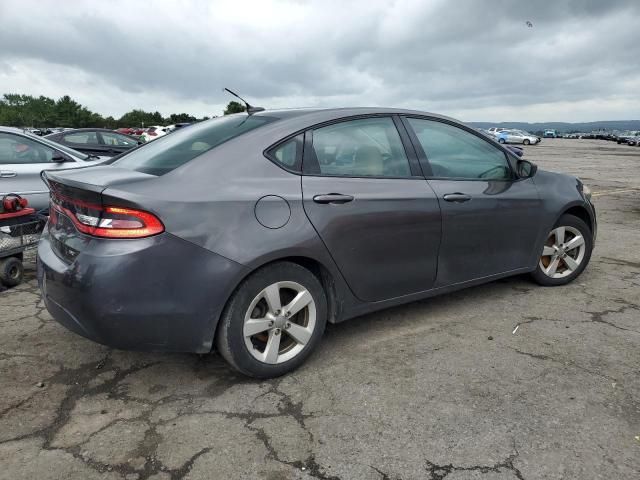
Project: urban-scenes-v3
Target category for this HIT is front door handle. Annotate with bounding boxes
[0,171,17,178]
[313,193,354,204]
[443,193,471,203]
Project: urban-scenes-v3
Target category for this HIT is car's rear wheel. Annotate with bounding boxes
[215,262,327,378]
[523,139,530,145]
[531,214,593,286]
[498,138,506,144]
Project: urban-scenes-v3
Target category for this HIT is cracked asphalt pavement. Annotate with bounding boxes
[1,139,639,479]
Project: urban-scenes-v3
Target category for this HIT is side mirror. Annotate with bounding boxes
[517,159,537,178]
[51,152,69,163]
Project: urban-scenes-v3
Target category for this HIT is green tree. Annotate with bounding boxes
[223,101,246,115]
[168,113,197,124]
[0,92,212,128]
[118,109,165,128]
[55,95,85,127]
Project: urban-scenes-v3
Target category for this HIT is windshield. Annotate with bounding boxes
[113,115,277,175]
[28,132,90,160]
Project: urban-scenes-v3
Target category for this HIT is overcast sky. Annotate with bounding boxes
[0,0,638,122]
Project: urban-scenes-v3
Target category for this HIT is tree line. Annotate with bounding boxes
[0,94,247,129]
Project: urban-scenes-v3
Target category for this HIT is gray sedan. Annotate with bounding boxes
[37,108,596,378]
[0,127,107,211]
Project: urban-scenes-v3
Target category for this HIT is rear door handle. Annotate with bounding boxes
[312,193,354,204]
[443,193,471,203]
[0,171,17,178]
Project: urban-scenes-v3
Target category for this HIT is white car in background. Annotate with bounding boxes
[496,129,540,145]
[140,126,169,142]
[487,127,507,137]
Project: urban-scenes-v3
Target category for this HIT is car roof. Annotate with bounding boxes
[46,128,119,133]
[251,107,458,123]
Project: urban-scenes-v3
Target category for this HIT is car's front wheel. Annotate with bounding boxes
[215,262,327,378]
[523,139,530,145]
[498,138,506,144]
[531,214,593,286]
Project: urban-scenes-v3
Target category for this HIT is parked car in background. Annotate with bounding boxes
[0,127,107,211]
[616,132,639,144]
[497,129,540,145]
[140,126,169,142]
[166,123,192,132]
[45,128,141,157]
[130,127,146,136]
[37,108,596,378]
[543,129,558,138]
[487,127,506,137]
[626,135,640,146]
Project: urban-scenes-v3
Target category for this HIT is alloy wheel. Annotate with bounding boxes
[243,281,316,364]
[539,226,586,278]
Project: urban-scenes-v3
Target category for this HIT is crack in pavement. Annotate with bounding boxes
[506,345,619,382]
[240,379,342,480]
[600,256,640,270]
[425,446,525,480]
[0,342,343,480]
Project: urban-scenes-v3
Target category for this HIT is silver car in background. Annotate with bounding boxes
[0,127,107,211]
[497,129,541,145]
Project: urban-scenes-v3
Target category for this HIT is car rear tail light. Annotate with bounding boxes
[50,194,164,238]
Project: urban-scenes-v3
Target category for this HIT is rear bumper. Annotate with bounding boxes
[37,230,247,353]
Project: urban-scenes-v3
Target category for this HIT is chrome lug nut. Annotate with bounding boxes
[274,329,280,335]
[285,323,291,329]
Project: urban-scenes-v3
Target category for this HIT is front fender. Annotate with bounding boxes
[529,171,595,268]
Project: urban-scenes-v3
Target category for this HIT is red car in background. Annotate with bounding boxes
[117,127,146,136]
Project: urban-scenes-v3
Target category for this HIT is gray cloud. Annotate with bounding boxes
[0,0,638,121]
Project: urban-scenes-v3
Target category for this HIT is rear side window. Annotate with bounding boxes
[64,132,99,145]
[101,132,138,147]
[305,117,412,177]
[113,115,277,175]
[266,134,303,172]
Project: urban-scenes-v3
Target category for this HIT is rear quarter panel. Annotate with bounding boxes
[101,138,357,319]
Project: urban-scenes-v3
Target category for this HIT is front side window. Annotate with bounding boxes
[101,132,138,147]
[113,115,277,175]
[308,117,411,177]
[407,118,512,180]
[64,131,99,145]
[0,133,54,164]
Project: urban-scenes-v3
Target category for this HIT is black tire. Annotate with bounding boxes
[215,262,327,378]
[531,214,593,286]
[0,256,24,287]
[498,138,506,144]
[523,139,530,145]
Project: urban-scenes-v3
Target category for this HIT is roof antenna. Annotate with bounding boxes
[223,88,265,114]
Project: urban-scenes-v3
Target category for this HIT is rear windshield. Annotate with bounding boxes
[113,115,276,175]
